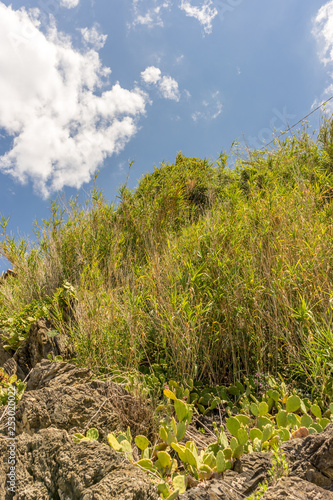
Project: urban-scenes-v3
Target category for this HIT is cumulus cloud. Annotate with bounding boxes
[131,0,171,28]
[159,76,180,101]
[312,1,333,65]
[179,0,218,34]
[0,3,147,197]
[140,66,180,101]
[80,24,107,50]
[192,91,223,121]
[312,1,333,111]
[141,66,162,84]
[60,0,80,9]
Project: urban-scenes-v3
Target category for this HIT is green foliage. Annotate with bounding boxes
[0,371,26,406]
[73,428,99,443]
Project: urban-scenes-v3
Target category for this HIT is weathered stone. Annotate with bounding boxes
[282,423,333,490]
[225,452,273,496]
[261,476,333,499]
[2,357,25,381]
[25,359,92,391]
[13,319,73,377]
[15,361,155,445]
[179,478,243,500]
[179,451,273,499]
[0,428,159,500]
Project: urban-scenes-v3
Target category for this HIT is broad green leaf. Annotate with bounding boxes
[86,428,99,441]
[172,475,187,495]
[236,415,251,426]
[136,459,154,471]
[216,450,226,473]
[174,398,188,422]
[249,428,262,442]
[164,389,177,400]
[226,417,240,437]
[232,444,244,459]
[237,427,248,445]
[107,433,122,451]
[157,451,172,468]
[135,435,150,451]
[311,404,322,419]
[278,428,290,442]
[250,403,259,417]
[319,418,330,429]
[185,448,198,467]
[176,421,186,441]
[171,443,187,462]
[165,489,180,500]
[276,410,288,428]
[300,415,313,428]
[286,395,301,413]
[262,424,273,443]
[258,402,269,416]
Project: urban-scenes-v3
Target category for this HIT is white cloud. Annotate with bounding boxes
[192,91,223,121]
[0,3,147,197]
[131,0,171,28]
[141,66,180,101]
[141,66,162,84]
[313,1,333,65]
[60,0,80,8]
[159,76,180,101]
[179,0,217,34]
[80,24,107,50]
[312,1,333,111]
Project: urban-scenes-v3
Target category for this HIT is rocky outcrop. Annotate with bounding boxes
[15,360,154,444]
[261,476,333,499]
[2,321,333,499]
[1,319,73,379]
[0,428,159,500]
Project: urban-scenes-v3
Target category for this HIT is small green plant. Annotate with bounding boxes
[0,372,27,406]
[73,427,99,443]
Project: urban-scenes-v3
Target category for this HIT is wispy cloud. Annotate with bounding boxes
[192,90,223,121]
[0,3,147,198]
[131,0,171,28]
[312,1,333,110]
[179,0,218,34]
[80,24,107,50]
[141,66,180,101]
[312,0,333,65]
[60,0,80,9]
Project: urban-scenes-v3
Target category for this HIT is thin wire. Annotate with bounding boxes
[252,95,333,153]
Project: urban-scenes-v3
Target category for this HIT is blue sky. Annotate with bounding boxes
[0,0,332,274]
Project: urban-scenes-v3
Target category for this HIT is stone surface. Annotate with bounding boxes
[0,428,159,500]
[13,319,73,377]
[261,476,333,499]
[282,423,333,490]
[15,361,155,444]
[25,359,92,391]
[179,478,243,500]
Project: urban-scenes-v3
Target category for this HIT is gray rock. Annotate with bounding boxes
[179,478,243,500]
[15,361,155,445]
[13,319,73,377]
[0,427,159,500]
[282,423,333,490]
[25,359,93,391]
[261,476,333,499]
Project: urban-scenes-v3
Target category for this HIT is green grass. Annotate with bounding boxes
[1,119,333,402]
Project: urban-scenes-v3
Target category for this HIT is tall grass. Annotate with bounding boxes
[1,123,333,397]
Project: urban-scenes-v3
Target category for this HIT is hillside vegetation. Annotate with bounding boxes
[1,118,333,401]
